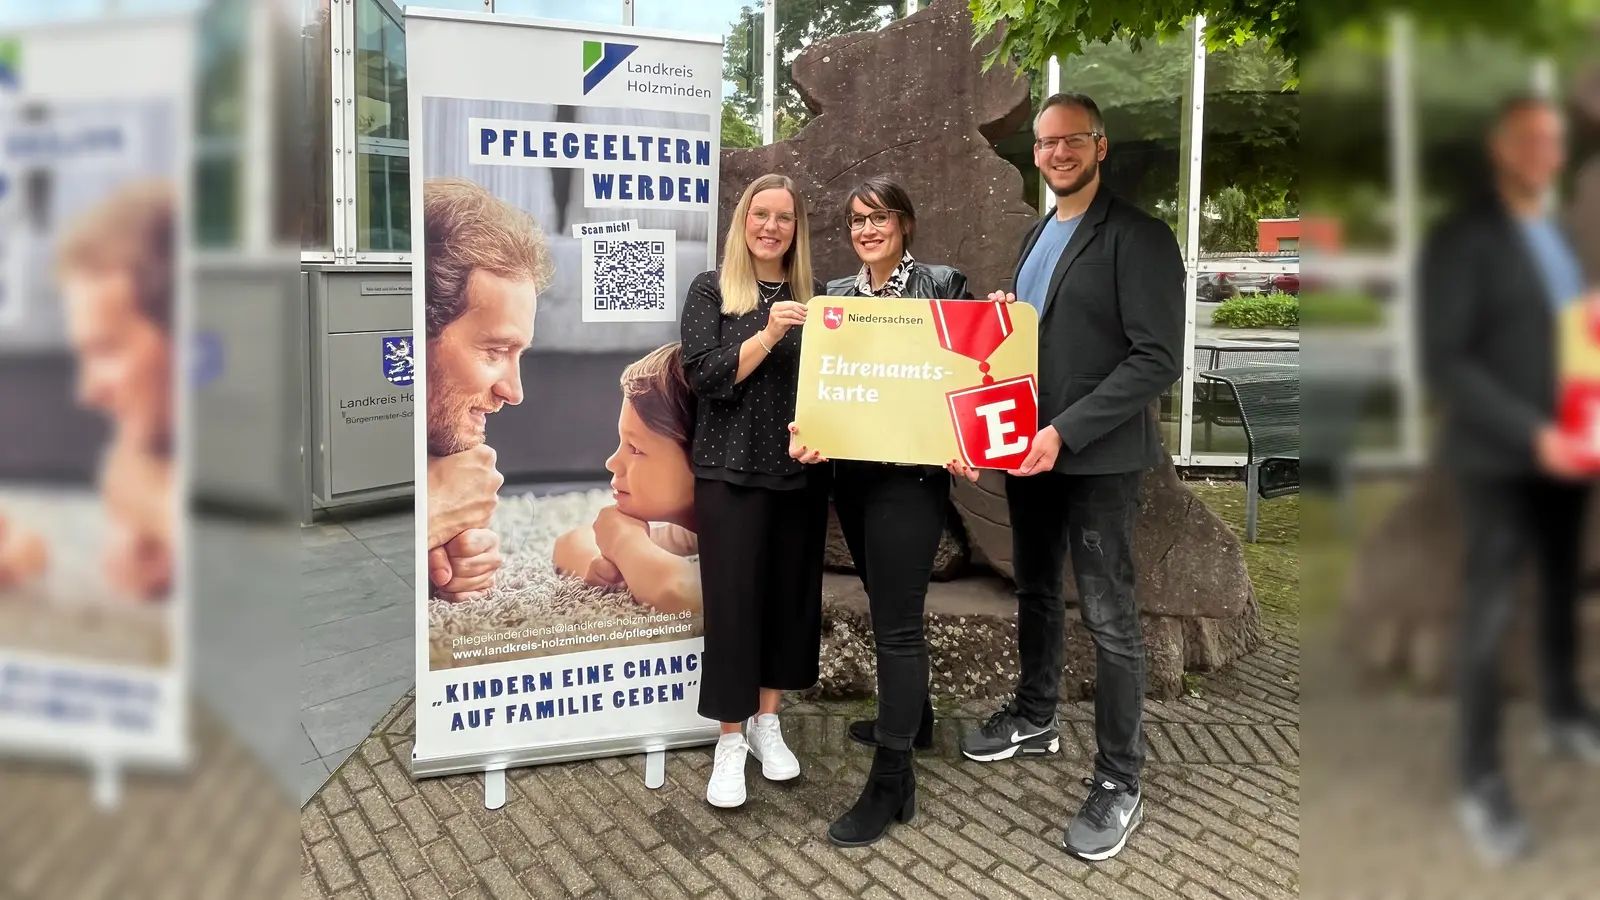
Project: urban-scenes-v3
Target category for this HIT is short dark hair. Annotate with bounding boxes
[843,175,917,250]
[1035,92,1106,138]
[1494,91,1558,130]
[621,343,694,452]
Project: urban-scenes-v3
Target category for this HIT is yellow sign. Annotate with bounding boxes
[794,296,1040,468]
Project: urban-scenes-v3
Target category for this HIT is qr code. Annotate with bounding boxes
[592,238,667,311]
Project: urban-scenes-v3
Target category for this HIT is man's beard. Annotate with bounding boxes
[1048,157,1098,199]
[426,388,483,457]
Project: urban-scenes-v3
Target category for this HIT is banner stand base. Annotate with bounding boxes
[93,756,121,811]
[483,765,507,810]
[644,747,666,790]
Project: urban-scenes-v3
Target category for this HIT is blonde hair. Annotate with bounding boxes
[55,178,175,330]
[719,174,814,316]
[424,177,553,339]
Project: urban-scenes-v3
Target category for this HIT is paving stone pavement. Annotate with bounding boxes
[0,706,299,900]
[300,632,1299,900]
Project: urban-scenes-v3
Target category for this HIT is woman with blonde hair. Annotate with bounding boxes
[680,173,829,809]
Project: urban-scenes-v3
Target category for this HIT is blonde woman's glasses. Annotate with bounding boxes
[749,209,796,228]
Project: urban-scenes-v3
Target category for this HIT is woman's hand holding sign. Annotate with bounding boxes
[987,290,1018,304]
[788,422,827,464]
[764,300,808,342]
[946,460,981,483]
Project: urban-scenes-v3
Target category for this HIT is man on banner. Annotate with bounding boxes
[0,179,178,603]
[423,177,553,602]
[956,92,1183,864]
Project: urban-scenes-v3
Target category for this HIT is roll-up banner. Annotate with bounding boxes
[0,16,194,783]
[406,8,724,780]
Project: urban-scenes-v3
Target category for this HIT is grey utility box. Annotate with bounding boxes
[306,264,416,507]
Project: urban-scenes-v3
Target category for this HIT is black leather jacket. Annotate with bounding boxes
[824,262,973,300]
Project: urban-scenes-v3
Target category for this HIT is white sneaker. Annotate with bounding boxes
[706,734,749,808]
[745,713,801,781]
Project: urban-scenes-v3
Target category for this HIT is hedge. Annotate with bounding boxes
[1211,292,1299,329]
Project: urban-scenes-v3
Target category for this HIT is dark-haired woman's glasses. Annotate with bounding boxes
[847,210,901,231]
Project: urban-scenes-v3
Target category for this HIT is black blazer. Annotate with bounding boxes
[824,262,972,300]
[1420,195,1571,473]
[1016,187,1184,474]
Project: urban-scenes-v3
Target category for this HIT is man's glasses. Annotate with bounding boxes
[847,209,902,231]
[1034,132,1102,153]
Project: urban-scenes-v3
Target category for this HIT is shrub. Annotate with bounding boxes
[1211,292,1298,329]
[1300,291,1385,327]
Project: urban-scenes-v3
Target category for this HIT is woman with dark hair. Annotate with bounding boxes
[789,174,973,846]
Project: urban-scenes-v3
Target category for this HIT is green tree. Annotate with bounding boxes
[1200,185,1263,253]
[969,0,1299,74]
[721,100,761,148]
[969,0,1599,76]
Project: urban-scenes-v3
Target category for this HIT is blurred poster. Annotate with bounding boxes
[0,19,192,771]
[406,10,723,778]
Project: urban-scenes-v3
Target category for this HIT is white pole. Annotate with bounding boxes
[1040,55,1060,213]
[906,0,919,13]
[1178,17,1207,464]
[1389,12,1423,465]
[761,0,776,144]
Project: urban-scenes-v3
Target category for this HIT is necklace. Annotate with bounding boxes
[758,280,786,303]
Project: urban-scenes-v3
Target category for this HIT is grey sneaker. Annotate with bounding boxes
[1060,777,1143,862]
[958,705,1059,762]
[1541,715,1600,764]
[1457,777,1532,866]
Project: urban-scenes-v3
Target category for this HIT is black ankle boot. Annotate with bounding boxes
[848,697,934,749]
[828,746,916,847]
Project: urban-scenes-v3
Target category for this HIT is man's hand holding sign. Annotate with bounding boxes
[791,294,1040,471]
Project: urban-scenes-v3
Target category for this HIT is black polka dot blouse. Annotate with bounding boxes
[680,270,822,491]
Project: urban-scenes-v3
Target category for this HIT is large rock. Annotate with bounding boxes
[951,456,1258,621]
[718,0,1036,294]
[1342,468,1600,693]
[810,570,1261,702]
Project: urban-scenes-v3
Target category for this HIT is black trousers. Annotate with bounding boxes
[833,462,949,751]
[694,475,829,724]
[1007,470,1145,791]
[1456,474,1592,787]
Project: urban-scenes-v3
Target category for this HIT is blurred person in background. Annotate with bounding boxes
[1421,93,1600,865]
[423,177,552,602]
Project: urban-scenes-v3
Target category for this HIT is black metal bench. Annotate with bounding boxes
[1198,364,1300,541]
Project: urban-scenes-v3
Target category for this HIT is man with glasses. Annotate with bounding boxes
[1421,94,1600,865]
[961,92,1184,863]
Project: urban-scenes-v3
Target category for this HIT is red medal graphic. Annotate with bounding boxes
[929,300,1039,468]
[1558,304,1600,472]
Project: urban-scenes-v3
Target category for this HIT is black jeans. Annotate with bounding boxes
[834,462,948,752]
[1456,475,1591,788]
[1007,470,1144,790]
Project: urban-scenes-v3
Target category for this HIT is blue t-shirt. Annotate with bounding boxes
[1016,213,1083,317]
[1518,215,1585,309]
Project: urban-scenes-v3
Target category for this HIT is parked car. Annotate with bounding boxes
[1272,272,1299,294]
[1196,272,1237,303]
